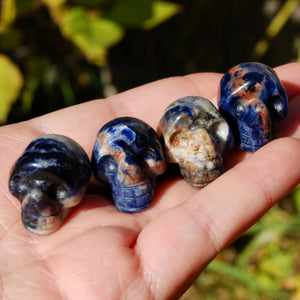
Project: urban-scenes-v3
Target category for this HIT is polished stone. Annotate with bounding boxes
[9,134,91,235]
[92,117,166,213]
[218,62,288,152]
[157,96,234,187]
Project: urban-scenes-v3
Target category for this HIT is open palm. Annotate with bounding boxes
[1,63,300,299]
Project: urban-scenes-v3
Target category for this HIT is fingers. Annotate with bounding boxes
[137,137,300,299]
[0,72,223,163]
[2,62,299,157]
[24,72,222,152]
[273,62,300,139]
[275,62,300,100]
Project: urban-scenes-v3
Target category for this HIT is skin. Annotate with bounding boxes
[0,63,300,299]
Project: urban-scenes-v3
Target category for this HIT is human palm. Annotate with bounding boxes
[1,64,300,299]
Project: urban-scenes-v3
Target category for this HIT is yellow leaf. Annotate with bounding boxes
[0,0,16,33]
[0,55,23,123]
[143,1,180,30]
[43,0,66,7]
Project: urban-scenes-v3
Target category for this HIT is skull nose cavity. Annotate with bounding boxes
[245,109,266,127]
[121,158,145,181]
[20,192,68,235]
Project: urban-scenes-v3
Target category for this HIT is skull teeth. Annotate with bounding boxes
[180,166,222,188]
[113,183,151,197]
[21,207,71,235]
[112,182,154,213]
[240,132,271,144]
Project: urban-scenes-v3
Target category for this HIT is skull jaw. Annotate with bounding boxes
[237,121,273,152]
[21,205,71,235]
[20,187,85,235]
[180,168,223,188]
[179,165,223,188]
[111,180,155,213]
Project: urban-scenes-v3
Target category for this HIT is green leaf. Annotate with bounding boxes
[21,57,48,114]
[259,245,293,279]
[73,0,110,8]
[103,0,153,27]
[60,7,124,66]
[15,0,42,13]
[0,28,21,51]
[291,185,300,213]
[59,75,76,107]
[238,208,300,268]
[207,260,290,299]
[0,55,23,123]
[143,1,180,30]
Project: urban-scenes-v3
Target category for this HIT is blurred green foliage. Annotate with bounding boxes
[1,0,299,124]
[0,0,179,124]
[253,0,300,60]
[0,54,23,122]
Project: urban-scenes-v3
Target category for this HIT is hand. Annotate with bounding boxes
[0,63,300,299]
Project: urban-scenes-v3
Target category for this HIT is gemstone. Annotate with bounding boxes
[218,62,288,152]
[9,134,91,235]
[92,117,166,212]
[157,96,234,187]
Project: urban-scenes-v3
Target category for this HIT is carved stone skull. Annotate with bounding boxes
[218,62,288,152]
[157,96,234,188]
[92,117,166,213]
[9,134,91,235]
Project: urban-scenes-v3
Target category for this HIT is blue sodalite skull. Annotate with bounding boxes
[218,62,288,152]
[9,134,91,235]
[157,96,234,188]
[92,117,166,213]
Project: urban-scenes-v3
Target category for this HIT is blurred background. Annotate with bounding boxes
[1,0,300,298]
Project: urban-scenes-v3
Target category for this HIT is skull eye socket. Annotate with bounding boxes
[9,174,28,198]
[232,99,247,116]
[56,184,68,200]
[136,148,153,162]
[208,120,234,153]
[268,95,287,121]
[169,131,188,148]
